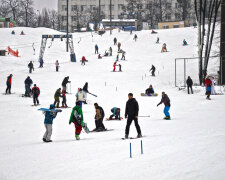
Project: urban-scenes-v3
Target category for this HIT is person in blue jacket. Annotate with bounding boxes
[95,44,99,54]
[109,107,121,120]
[24,76,33,97]
[43,104,58,142]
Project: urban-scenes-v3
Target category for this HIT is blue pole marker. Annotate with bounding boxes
[141,140,143,154]
[130,143,132,158]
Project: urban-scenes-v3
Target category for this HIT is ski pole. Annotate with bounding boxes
[130,143,132,158]
[141,140,143,154]
[88,92,97,97]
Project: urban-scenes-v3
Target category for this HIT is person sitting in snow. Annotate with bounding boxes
[104,51,109,57]
[183,39,188,46]
[20,31,25,35]
[43,104,58,143]
[161,43,167,52]
[109,107,121,120]
[69,101,84,140]
[93,103,106,132]
[145,85,154,95]
[98,54,102,59]
[11,30,15,35]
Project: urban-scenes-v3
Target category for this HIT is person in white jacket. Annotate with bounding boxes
[211,77,216,95]
[76,88,85,108]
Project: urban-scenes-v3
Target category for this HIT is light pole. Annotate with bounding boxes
[66,0,69,52]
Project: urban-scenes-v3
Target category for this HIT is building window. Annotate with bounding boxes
[173,24,179,28]
[137,4,142,10]
[175,3,181,8]
[118,4,123,10]
[100,5,105,11]
[62,5,67,11]
[81,5,87,12]
[71,16,77,21]
[166,3,171,9]
[163,25,169,29]
[166,13,171,20]
[71,5,77,11]
[146,4,152,9]
[175,13,181,20]
[61,16,67,21]
[109,5,114,11]
[90,5,96,11]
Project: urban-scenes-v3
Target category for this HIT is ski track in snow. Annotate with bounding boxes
[0,27,225,180]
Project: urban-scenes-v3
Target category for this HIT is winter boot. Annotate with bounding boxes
[45,140,52,143]
[137,134,142,138]
[75,134,80,140]
[165,116,171,120]
[42,138,46,142]
[125,134,128,139]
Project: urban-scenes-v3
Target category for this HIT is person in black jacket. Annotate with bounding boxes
[93,103,106,131]
[125,93,142,138]
[186,76,193,94]
[61,76,70,93]
[145,85,154,95]
[28,61,34,73]
[24,76,33,97]
[149,65,156,76]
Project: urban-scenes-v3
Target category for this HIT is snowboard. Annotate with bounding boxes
[106,117,123,121]
[90,129,114,133]
[38,108,62,113]
[20,94,32,97]
[83,122,90,134]
[2,93,16,95]
[141,93,158,97]
[121,136,144,140]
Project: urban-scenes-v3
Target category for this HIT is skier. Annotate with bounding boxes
[109,47,112,56]
[186,76,193,94]
[82,82,88,104]
[145,85,154,95]
[125,93,142,139]
[54,88,61,108]
[55,60,59,72]
[161,43,167,52]
[116,54,119,61]
[43,104,58,143]
[183,39,188,46]
[39,58,44,68]
[93,103,106,131]
[28,61,34,73]
[5,74,13,94]
[95,44,99,54]
[114,37,117,45]
[109,107,121,120]
[113,61,117,72]
[205,76,212,100]
[31,84,40,106]
[62,76,70,93]
[61,90,68,107]
[157,92,171,120]
[118,42,121,51]
[69,101,84,140]
[118,64,122,72]
[76,88,85,108]
[156,37,159,43]
[24,76,33,97]
[98,54,102,59]
[81,56,87,65]
[211,77,216,95]
[133,34,138,41]
[121,50,126,60]
[149,65,156,76]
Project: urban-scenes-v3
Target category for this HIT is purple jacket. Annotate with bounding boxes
[158,94,170,106]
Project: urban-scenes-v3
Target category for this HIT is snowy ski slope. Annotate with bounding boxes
[0,27,225,180]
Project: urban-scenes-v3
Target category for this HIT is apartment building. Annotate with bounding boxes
[58,0,196,32]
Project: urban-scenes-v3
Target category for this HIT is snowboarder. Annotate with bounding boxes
[121,50,126,60]
[186,76,193,94]
[62,76,70,93]
[157,92,171,120]
[205,76,212,100]
[118,42,121,51]
[109,47,112,56]
[113,61,117,72]
[61,90,68,107]
[55,60,59,72]
[109,107,121,120]
[211,77,216,95]
[156,37,159,43]
[114,37,117,45]
[81,56,87,65]
[5,74,13,94]
[76,88,85,108]
[69,101,84,140]
[39,58,44,68]
[24,76,33,97]
[31,84,40,106]
[145,85,154,95]
[133,34,138,41]
[28,61,34,73]
[54,88,61,108]
[43,104,58,143]
[125,93,142,139]
[82,82,88,104]
[98,54,102,59]
[95,44,99,54]
[183,39,188,46]
[161,43,167,52]
[149,65,156,76]
[93,103,106,131]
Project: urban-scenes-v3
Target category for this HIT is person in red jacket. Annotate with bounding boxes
[98,54,102,59]
[31,84,40,106]
[113,61,117,72]
[81,56,86,65]
[205,76,212,100]
[5,74,13,94]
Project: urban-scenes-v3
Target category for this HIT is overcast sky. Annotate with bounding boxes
[33,0,58,11]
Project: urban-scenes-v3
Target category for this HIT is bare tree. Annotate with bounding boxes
[49,9,58,29]
[20,0,34,27]
[2,0,20,21]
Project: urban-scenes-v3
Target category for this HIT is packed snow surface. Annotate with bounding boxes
[0,27,225,180]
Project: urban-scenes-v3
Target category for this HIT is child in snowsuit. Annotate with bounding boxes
[61,90,68,107]
[43,104,58,142]
[113,62,117,72]
[55,60,59,72]
[205,77,212,100]
[161,43,167,52]
[5,74,12,94]
[157,92,171,120]
[54,88,61,108]
[109,107,121,120]
[69,102,84,140]
[31,84,40,105]
[81,56,86,65]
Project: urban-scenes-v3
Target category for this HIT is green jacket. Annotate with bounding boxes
[69,105,84,125]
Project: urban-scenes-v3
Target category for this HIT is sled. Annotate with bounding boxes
[38,108,62,113]
[90,129,114,133]
[140,93,158,97]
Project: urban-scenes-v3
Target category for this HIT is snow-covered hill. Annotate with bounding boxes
[0,27,225,180]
